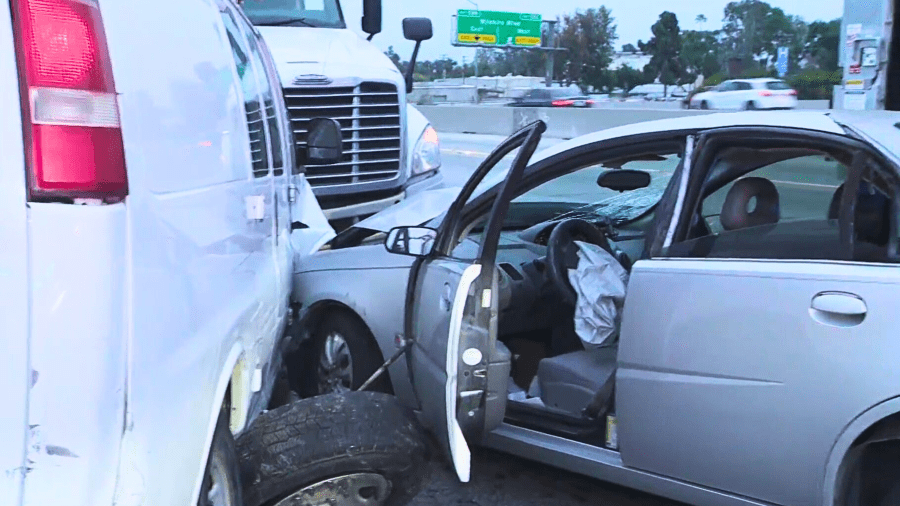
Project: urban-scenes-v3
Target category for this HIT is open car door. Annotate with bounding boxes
[394,122,546,482]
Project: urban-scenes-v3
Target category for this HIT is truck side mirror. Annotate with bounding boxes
[361,0,381,39]
[302,118,343,165]
[402,18,433,95]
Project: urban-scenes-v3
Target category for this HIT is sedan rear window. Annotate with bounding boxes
[765,81,792,90]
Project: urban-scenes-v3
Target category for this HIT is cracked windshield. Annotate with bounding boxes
[9,0,896,505]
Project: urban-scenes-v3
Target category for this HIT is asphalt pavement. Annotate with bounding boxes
[411,446,685,506]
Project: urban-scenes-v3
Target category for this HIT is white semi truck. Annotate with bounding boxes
[240,0,442,228]
[834,0,900,110]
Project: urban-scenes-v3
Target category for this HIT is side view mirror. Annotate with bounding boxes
[597,169,652,193]
[385,226,437,257]
[303,118,343,165]
[361,0,382,39]
[402,17,433,94]
[403,17,433,42]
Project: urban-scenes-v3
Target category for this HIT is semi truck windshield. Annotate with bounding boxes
[241,0,345,28]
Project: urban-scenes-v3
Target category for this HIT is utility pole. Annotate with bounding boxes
[544,20,558,87]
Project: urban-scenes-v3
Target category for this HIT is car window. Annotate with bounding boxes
[511,153,682,224]
[241,28,286,176]
[665,151,856,260]
[718,82,734,92]
[765,81,792,90]
[241,0,345,29]
[736,82,753,91]
[221,9,271,178]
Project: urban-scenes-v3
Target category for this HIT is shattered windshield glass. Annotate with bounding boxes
[553,175,671,225]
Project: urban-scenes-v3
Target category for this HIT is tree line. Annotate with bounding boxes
[386,0,842,98]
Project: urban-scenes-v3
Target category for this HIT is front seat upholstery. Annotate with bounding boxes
[536,346,617,417]
[720,177,781,231]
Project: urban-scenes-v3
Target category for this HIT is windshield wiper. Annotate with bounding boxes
[257,17,316,27]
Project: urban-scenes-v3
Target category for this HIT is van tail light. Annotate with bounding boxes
[586,100,595,105]
[759,90,773,97]
[12,0,128,202]
[552,100,575,107]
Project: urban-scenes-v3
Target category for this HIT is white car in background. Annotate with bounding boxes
[690,78,799,110]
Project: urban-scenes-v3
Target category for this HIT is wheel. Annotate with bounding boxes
[302,311,391,396]
[236,391,430,506]
[744,101,757,110]
[198,409,243,506]
[700,100,709,110]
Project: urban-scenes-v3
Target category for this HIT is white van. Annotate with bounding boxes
[0,0,339,504]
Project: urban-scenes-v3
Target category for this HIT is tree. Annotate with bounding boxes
[681,29,722,82]
[556,7,618,89]
[384,46,404,73]
[622,43,638,53]
[695,14,708,24]
[804,19,840,71]
[641,12,684,96]
[721,0,807,70]
[616,64,651,94]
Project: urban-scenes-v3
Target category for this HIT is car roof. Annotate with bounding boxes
[530,111,847,164]
[732,78,782,82]
[830,111,900,161]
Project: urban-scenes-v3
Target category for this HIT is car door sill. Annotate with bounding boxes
[481,423,775,506]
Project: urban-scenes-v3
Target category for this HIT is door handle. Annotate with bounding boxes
[810,292,867,328]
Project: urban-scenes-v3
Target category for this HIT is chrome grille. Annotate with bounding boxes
[284,82,401,187]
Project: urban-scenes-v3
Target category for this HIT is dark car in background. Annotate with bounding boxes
[510,87,595,108]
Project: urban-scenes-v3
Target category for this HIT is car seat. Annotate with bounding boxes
[720,177,781,231]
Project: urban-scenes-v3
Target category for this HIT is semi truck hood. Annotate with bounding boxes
[256,26,404,88]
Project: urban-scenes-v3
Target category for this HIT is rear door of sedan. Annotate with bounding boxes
[618,126,900,505]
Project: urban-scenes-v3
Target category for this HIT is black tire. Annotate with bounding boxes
[198,409,243,506]
[744,101,757,110]
[302,311,391,397]
[700,100,710,110]
[237,391,430,506]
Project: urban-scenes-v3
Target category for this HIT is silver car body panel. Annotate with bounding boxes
[293,111,900,506]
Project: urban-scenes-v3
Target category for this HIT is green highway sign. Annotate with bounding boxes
[456,10,542,47]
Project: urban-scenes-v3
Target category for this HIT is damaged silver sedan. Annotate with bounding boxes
[288,111,900,506]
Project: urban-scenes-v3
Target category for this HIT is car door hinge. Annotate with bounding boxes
[288,184,299,204]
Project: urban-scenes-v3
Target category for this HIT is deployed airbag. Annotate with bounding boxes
[567,241,628,349]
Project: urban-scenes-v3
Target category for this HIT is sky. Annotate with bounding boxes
[338,0,844,62]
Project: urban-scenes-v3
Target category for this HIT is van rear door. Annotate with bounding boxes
[0,3,30,505]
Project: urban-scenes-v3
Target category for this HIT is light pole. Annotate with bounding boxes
[466,0,480,78]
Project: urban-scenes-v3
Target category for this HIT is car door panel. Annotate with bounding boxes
[618,130,899,505]
[408,121,545,482]
[410,260,480,481]
[619,259,900,505]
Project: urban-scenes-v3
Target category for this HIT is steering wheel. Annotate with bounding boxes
[546,218,616,306]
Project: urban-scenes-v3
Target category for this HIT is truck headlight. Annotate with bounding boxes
[411,126,441,176]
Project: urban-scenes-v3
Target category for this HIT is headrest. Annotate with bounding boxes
[720,177,780,231]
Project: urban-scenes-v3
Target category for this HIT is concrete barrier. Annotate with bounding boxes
[419,101,833,139]
[419,105,712,139]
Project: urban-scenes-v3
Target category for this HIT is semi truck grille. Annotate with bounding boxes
[284,82,402,187]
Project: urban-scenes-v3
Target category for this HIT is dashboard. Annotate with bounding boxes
[450,213,653,339]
